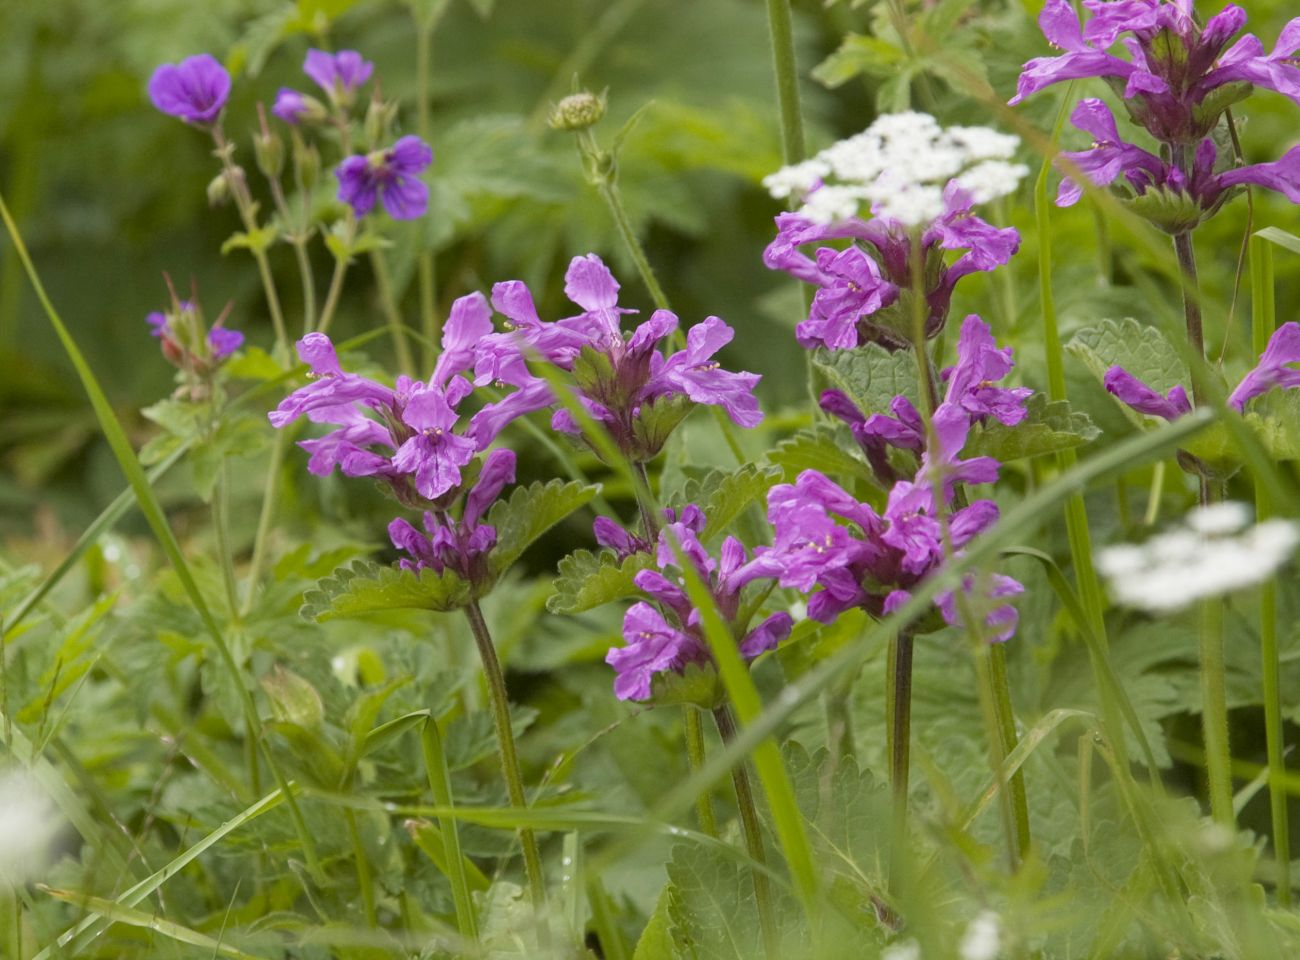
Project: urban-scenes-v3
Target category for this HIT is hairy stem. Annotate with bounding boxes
[369,249,416,376]
[344,805,377,927]
[713,705,779,960]
[684,707,718,837]
[989,643,1031,856]
[241,427,291,617]
[462,602,548,926]
[211,462,241,620]
[632,460,659,542]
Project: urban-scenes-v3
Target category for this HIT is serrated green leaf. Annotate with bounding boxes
[1245,388,1300,460]
[647,661,723,709]
[666,843,762,960]
[300,559,471,620]
[783,742,889,881]
[634,883,684,960]
[1067,317,1191,427]
[767,424,868,483]
[812,343,919,418]
[812,34,905,88]
[547,548,654,615]
[487,479,599,579]
[672,463,781,540]
[965,394,1099,462]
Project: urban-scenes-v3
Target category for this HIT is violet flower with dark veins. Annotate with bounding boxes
[336,135,434,220]
[148,54,231,125]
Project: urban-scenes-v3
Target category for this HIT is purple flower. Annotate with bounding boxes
[303,49,374,103]
[1227,322,1300,410]
[764,187,1019,351]
[148,54,231,124]
[478,255,765,460]
[389,448,517,586]
[390,385,479,501]
[207,326,244,359]
[272,88,316,124]
[604,505,790,701]
[147,300,241,371]
[607,603,705,702]
[942,315,1032,426]
[936,574,1025,643]
[336,136,434,220]
[1103,366,1194,420]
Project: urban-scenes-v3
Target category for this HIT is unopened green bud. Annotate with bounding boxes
[363,95,398,150]
[206,169,239,207]
[549,91,607,132]
[260,665,325,729]
[295,137,321,193]
[254,128,285,179]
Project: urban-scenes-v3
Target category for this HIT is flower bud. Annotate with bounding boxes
[260,665,325,729]
[206,171,233,206]
[549,91,606,132]
[254,128,285,179]
[363,94,398,150]
[294,136,321,193]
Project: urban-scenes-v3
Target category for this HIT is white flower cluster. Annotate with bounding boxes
[762,112,1029,227]
[959,910,1003,960]
[1098,502,1300,613]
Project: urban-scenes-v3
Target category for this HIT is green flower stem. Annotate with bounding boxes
[210,127,289,352]
[823,686,856,766]
[462,601,548,926]
[684,707,718,837]
[763,0,806,165]
[316,249,352,336]
[887,627,914,894]
[344,805,378,927]
[420,717,479,941]
[211,460,241,620]
[369,249,416,376]
[973,639,1021,870]
[1252,235,1289,902]
[713,705,780,960]
[265,171,316,335]
[241,426,292,618]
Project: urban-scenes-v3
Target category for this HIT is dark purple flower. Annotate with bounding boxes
[336,136,433,220]
[1226,322,1300,409]
[303,49,373,103]
[148,54,230,124]
[1103,366,1193,420]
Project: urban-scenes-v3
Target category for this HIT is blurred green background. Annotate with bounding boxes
[2,0,1298,537]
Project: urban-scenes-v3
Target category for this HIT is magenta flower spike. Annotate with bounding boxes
[336,135,434,220]
[148,54,231,125]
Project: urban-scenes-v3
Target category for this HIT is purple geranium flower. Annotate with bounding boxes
[941,315,1032,426]
[147,300,242,371]
[272,88,319,124]
[303,49,374,104]
[604,504,790,701]
[207,326,244,360]
[148,54,231,125]
[336,135,434,220]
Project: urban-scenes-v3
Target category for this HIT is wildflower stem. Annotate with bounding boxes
[988,643,1031,856]
[1199,551,1233,825]
[211,461,241,620]
[823,689,856,766]
[1251,235,1289,902]
[712,705,780,960]
[316,250,351,336]
[632,460,660,541]
[369,250,416,376]
[763,0,806,165]
[265,173,317,335]
[684,707,718,837]
[210,127,289,353]
[887,627,914,894]
[461,601,549,929]
[241,427,291,618]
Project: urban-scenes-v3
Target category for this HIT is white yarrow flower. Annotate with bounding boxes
[0,769,62,888]
[882,939,922,960]
[1098,503,1299,613]
[764,112,1027,227]
[959,910,1002,960]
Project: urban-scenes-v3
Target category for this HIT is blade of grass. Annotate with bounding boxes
[0,191,322,883]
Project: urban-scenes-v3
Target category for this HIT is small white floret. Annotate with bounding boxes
[959,910,1003,960]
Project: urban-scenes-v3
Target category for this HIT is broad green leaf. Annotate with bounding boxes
[634,884,684,960]
[1067,317,1190,427]
[300,559,471,620]
[812,343,920,418]
[766,424,868,483]
[487,479,599,579]
[547,548,654,615]
[812,34,905,88]
[783,741,889,885]
[1246,388,1300,460]
[666,843,763,960]
[965,394,1099,462]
